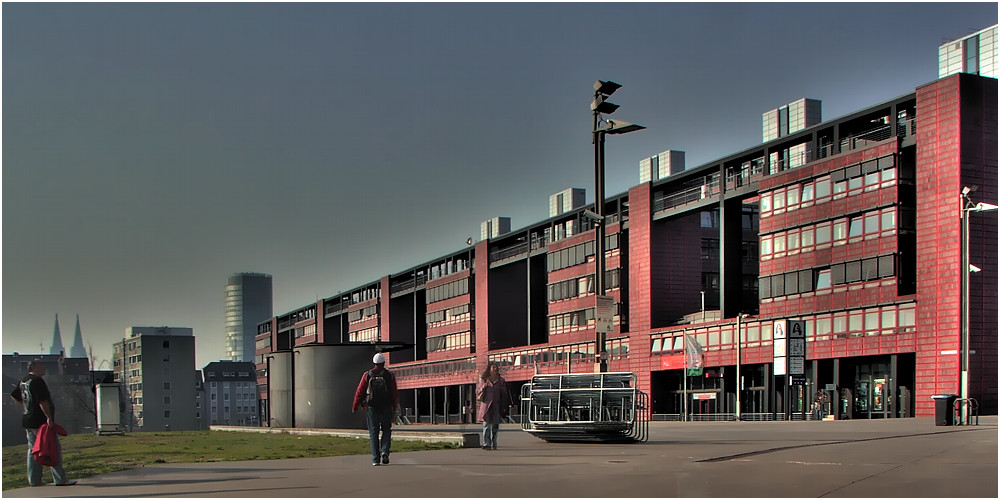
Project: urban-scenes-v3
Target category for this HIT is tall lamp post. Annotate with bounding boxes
[959,185,998,422]
[592,80,644,372]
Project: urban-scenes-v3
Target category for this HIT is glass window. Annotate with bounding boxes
[881,310,896,333]
[849,176,863,191]
[760,236,772,256]
[816,269,832,289]
[898,306,915,328]
[833,220,847,241]
[864,172,880,189]
[816,224,831,244]
[773,189,785,209]
[833,315,847,334]
[760,193,772,213]
[747,325,760,342]
[817,316,832,336]
[786,188,799,207]
[802,184,814,202]
[815,177,831,198]
[849,312,863,333]
[882,168,896,184]
[833,180,847,196]
[651,338,662,352]
[774,234,786,252]
[848,218,863,237]
[787,231,799,250]
[846,261,862,282]
[881,209,896,232]
[801,227,814,248]
[865,310,880,334]
[865,213,879,234]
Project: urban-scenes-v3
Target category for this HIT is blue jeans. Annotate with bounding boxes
[482,421,500,449]
[26,428,68,486]
[365,407,393,463]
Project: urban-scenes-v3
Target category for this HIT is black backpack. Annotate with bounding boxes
[365,369,391,410]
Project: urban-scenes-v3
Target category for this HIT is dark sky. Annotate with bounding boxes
[3,3,997,368]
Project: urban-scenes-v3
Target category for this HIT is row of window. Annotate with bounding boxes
[760,154,897,216]
[348,305,378,323]
[256,337,271,350]
[547,269,621,302]
[760,254,895,298]
[293,324,317,338]
[426,303,471,325]
[427,330,474,353]
[349,326,379,342]
[391,358,478,379]
[761,207,899,258]
[546,234,620,273]
[428,257,469,281]
[426,278,470,304]
[488,338,629,368]
[650,302,916,354]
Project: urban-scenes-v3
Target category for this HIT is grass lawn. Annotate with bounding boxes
[2,430,456,490]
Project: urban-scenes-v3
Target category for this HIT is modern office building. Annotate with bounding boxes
[113,327,198,431]
[939,24,998,79]
[254,67,996,423]
[225,273,273,362]
[202,361,259,426]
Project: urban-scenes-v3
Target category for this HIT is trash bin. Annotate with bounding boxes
[931,394,958,426]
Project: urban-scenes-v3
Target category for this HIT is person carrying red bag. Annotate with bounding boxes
[8,359,77,486]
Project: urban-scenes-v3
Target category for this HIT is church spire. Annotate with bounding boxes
[70,314,87,358]
[50,313,65,356]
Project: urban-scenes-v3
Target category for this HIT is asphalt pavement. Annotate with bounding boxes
[5,416,996,498]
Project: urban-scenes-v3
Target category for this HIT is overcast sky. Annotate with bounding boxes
[3,2,997,369]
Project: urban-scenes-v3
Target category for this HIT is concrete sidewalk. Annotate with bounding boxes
[6,417,996,498]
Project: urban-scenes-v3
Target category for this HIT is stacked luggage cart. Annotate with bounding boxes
[520,372,649,443]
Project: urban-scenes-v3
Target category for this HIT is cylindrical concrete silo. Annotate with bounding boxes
[268,351,294,428]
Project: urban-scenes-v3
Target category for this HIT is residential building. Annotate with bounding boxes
[225,272,273,362]
[202,361,258,426]
[254,61,996,422]
[113,327,198,431]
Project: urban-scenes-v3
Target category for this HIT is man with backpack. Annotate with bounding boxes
[351,352,399,466]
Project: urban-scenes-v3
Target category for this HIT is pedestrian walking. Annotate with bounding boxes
[8,359,77,486]
[352,352,399,466]
[476,362,512,450]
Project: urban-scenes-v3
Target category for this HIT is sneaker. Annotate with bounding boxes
[482,445,491,450]
[372,461,380,466]
[381,455,389,465]
[491,446,498,450]
[55,480,78,486]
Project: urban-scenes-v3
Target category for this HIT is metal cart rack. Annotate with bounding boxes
[520,372,649,443]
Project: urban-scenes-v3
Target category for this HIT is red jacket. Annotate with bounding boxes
[32,423,66,467]
[351,367,399,412]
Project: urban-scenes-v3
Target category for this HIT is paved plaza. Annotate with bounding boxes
[6,416,996,498]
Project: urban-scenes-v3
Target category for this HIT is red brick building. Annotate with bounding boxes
[255,72,996,424]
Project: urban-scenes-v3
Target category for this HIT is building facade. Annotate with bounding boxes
[113,327,198,431]
[225,272,273,363]
[255,71,996,424]
[202,361,259,426]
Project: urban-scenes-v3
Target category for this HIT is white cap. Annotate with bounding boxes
[372,352,385,364]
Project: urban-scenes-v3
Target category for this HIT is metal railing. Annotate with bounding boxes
[954,398,979,426]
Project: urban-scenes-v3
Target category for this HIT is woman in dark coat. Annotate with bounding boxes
[476,362,510,450]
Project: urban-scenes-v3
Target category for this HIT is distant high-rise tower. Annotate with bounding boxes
[939,24,997,79]
[225,273,273,363]
[50,314,65,356]
[69,314,87,358]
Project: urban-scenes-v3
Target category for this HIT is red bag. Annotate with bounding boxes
[31,423,66,467]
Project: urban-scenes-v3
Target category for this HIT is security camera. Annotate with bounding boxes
[582,210,603,223]
[969,264,982,273]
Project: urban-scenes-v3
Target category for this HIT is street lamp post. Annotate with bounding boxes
[591,80,644,373]
[959,185,998,423]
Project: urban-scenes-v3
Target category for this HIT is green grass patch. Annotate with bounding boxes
[2,430,456,490]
